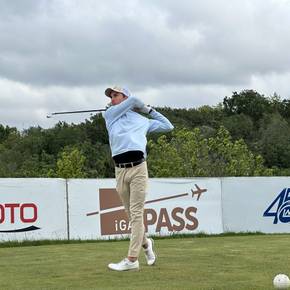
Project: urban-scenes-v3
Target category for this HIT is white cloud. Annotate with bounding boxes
[250,72,290,98]
[0,0,290,128]
[0,78,108,128]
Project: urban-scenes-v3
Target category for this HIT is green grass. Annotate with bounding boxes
[0,234,289,290]
[0,232,267,248]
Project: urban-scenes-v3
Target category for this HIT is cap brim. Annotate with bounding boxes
[105,88,113,98]
[105,87,124,98]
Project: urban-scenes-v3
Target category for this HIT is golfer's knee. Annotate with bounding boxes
[130,208,143,221]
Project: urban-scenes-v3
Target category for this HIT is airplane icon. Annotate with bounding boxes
[191,184,207,201]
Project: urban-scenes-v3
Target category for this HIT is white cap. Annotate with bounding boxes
[105,86,131,98]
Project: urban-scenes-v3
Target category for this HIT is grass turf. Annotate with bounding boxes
[0,234,289,290]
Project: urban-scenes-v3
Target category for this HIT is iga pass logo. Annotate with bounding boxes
[263,188,290,224]
[86,184,207,236]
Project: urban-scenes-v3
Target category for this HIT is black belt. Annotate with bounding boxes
[115,158,145,168]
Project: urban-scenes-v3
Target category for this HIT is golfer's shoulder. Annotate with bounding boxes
[130,96,144,106]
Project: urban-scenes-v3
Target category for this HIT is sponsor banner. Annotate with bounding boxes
[4,176,289,241]
[67,179,116,239]
[222,177,290,233]
[69,178,223,239]
[0,179,67,241]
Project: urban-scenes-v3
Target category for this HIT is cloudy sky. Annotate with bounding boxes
[1,0,290,129]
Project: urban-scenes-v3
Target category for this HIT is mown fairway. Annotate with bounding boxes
[0,235,289,290]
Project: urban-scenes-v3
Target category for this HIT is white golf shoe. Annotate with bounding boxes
[144,238,156,265]
[108,258,139,271]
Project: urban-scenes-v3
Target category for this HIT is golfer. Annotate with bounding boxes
[103,86,174,271]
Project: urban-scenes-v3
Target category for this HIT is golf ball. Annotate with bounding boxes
[273,274,290,289]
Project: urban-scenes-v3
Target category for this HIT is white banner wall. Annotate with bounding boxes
[67,179,116,240]
[221,177,290,233]
[67,178,223,240]
[1,177,290,242]
[0,179,67,241]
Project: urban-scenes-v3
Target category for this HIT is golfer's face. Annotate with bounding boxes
[111,92,127,105]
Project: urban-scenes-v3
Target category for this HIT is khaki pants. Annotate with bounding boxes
[115,161,148,258]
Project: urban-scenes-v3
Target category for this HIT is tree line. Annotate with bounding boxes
[1,90,290,178]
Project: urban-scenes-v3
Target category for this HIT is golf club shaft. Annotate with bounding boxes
[47,109,106,118]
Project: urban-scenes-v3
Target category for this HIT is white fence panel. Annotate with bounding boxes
[67,179,116,240]
[1,177,289,242]
[0,179,67,241]
[222,177,290,233]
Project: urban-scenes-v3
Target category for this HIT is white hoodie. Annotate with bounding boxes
[103,96,174,157]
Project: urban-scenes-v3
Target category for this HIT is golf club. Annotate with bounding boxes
[46,109,106,118]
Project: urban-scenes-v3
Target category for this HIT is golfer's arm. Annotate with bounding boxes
[104,97,144,125]
[148,110,174,133]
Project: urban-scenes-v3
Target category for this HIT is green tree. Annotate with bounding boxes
[268,93,290,120]
[2,91,290,177]
[223,90,271,122]
[55,147,87,178]
[79,141,114,178]
[0,131,23,177]
[258,113,290,168]
[222,113,254,141]
[0,125,18,143]
[147,127,272,177]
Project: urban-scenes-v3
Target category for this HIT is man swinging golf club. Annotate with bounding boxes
[103,86,174,271]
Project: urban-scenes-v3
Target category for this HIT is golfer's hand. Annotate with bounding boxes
[137,105,153,114]
[106,102,112,109]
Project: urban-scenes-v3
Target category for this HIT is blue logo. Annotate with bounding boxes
[263,188,290,224]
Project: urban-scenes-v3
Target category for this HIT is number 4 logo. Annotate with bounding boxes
[263,188,290,224]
